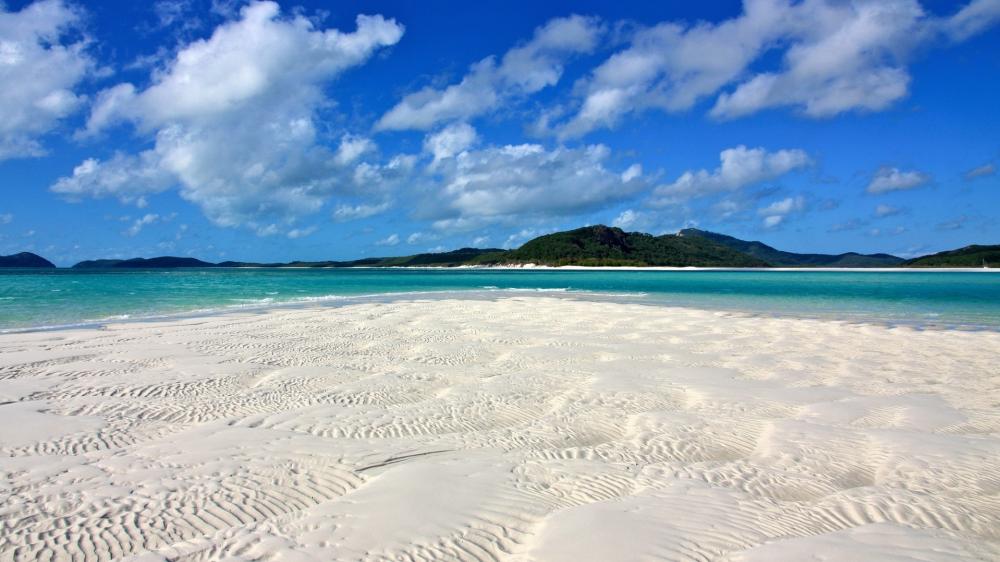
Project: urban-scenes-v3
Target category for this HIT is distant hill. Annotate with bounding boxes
[678,228,904,267]
[73,248,504,269]
[60,230,999,270]
[73,256,217,269]
[472,225,770,267]
[367,247,505,267]
[218,248,503,268]
[905,245,1000,268]
[0,252,56,268]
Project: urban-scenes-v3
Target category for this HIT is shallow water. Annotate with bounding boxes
[1,268,999,331]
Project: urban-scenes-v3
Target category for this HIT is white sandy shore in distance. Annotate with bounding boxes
[369,265,1000,272]
[1,297,999,561]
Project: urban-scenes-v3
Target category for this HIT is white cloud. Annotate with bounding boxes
[0,213,12,224]
[620,163,642,183]
[376,15,603,131]
[375,233,400,246]
[651,145,810,205]
[502,228,554,249]
[941,0,1000,41]
[710,1,927,120]
[406,231,437,245]
[0,0,93,160]
[332,201,391,222]
[52,153,174,205]
[758,195,805,216]
[53,2,404,232]
[552,0,1000,137]
[125,213,160,236]
[471,235,490,247]
[153,0,192,28]
[286,226,317,239]
[423,123,478,165]
[867,166,930,194]
[421,143,647,229]
[762,215,784,229]
[875,203,902,217]
[611,209,652,231]
[758,195,805,228]
[963,162,996,181]
[334,135,376,165]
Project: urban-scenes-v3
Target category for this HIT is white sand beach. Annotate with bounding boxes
[1,296,998,561]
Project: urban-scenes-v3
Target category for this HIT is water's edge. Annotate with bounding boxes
[2,269,998,332]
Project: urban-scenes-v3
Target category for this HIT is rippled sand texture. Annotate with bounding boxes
[1,296,999,562]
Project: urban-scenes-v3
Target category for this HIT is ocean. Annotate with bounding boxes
[1,268,998,332]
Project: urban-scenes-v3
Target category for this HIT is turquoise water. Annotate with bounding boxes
[1,268,999,331]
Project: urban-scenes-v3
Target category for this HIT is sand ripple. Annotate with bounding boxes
[1,297,998,561]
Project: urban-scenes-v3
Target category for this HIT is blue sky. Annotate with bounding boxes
[0,0,998,265]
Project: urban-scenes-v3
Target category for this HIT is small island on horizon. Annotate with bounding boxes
[3,225,998,269]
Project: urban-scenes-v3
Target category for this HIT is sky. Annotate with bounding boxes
[0,0,998,265]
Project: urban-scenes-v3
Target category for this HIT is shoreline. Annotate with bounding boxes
[374,264,1000,272]
[2,296,998,560]
[5,286,1000,335]
[7,265,999,271]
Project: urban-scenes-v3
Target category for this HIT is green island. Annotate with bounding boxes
[2,225,997,269]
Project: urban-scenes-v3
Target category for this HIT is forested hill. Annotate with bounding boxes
[0,252,56,268]
[678,228,904,267]
[30,228,1000,269]
[472,225,770,267]
[905,245,1000,267]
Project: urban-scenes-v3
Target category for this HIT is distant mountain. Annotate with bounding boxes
[678,228,904,267]
[368,247,505,267]
[74,248,504,269]
[73,256,217,269]
[0,252,56,268]
[472,225,770,267]
[905,245,1000,268]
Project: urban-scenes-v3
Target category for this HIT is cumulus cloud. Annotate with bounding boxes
[0,0,93,160]
[332,201,391,222]
[406,231,440,245]
[375,233,400,246]
[551,0,1000,137]
[376,15,603,131]
[53,2,404,231]
[758,195,805,228]
[611,209,641,230]
[286,226,317,239]
[52,152,174,205]
[651,145,810,205]
[334,135,376,166]
[875,203,902,217]
[423,123,478,165]
[963,162,996,181]
[502,227,555,249]
[941,0,1000,41]
[759,195,805,216]
[125,213,160,236]
[611,208,656,232]
[867,166,930,194]
[420,143,648,230]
